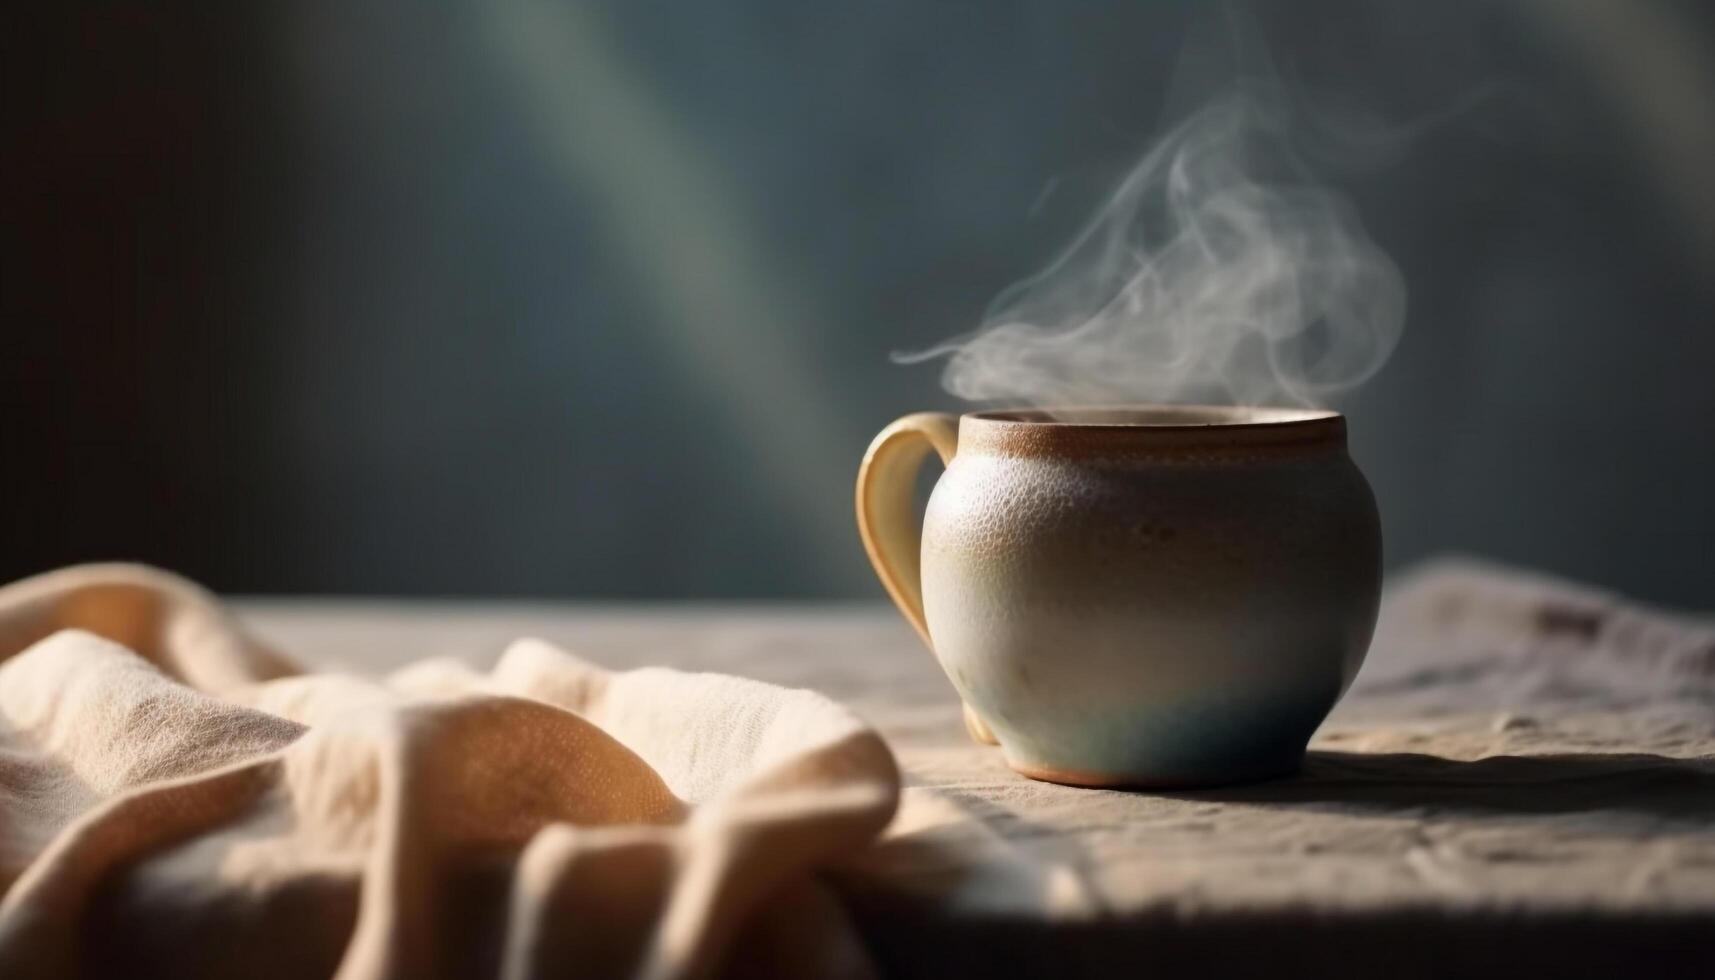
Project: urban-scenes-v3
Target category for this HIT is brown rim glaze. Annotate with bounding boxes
[958,404,1347,459]
[1008,758,1302,790]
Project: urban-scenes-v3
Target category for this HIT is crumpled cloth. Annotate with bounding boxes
[0,564,900,979]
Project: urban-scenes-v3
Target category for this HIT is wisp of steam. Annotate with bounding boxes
[897,89,1405,411]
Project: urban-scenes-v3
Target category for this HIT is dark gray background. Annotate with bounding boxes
[4,1,1712,605]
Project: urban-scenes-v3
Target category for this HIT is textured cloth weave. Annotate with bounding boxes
[0,564,899,979]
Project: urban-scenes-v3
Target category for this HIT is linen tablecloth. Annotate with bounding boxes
[4,559,1711,976]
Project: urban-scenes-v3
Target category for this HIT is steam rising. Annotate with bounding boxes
[899,90,1405,410]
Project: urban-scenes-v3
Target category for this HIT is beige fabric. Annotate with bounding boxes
[0,564,899,979]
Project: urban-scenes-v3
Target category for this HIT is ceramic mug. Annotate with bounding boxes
[855,406,1381,787]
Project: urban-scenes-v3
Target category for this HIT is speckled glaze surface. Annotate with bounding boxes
[860,406,1381,788]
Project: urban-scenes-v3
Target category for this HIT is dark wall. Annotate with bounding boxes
[5,1,1713,605]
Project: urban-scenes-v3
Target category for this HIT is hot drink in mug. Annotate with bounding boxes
[856,405,1380,788]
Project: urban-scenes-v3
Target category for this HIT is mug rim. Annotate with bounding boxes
[956,404,1346,456]
[964,404,1340,428]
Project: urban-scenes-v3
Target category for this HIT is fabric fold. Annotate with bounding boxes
[0,564,900,979]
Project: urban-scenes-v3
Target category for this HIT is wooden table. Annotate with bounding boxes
[238,561,1715,978]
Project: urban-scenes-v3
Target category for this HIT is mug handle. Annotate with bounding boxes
[855,412,998,745]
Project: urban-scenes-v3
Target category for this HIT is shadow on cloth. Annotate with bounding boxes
[844,750,1715,979]
[1159,749,1715,824]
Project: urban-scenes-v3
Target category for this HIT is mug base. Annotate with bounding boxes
[1007,755,1302,790]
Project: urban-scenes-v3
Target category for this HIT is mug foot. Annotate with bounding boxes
[1007,756,1302,790]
